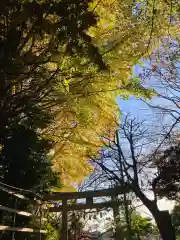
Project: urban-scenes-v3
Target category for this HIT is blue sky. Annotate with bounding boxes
[117,59,180,126]
[117,96,175,126]
[117,97,149,120]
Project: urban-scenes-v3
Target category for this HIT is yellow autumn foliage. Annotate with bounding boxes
[32,0,179,187]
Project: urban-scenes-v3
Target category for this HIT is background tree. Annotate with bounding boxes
[87,116,176,240]
[116,211,157,240]
[129,212,156,240]
[139,38,180,145]
[152,143,180,200]
[136,35,180,200]
[93,202,157,240]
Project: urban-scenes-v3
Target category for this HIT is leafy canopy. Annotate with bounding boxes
[0,0,179,186]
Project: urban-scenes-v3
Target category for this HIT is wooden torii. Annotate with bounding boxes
[45,186,129,240]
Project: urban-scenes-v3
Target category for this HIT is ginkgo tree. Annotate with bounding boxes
[0,0,179,187]
[49,0,180,185]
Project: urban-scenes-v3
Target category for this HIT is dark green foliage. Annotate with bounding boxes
[0,124,58,190]
[172,204,180,238]
[0,124,60,240]
[153,144,180,199]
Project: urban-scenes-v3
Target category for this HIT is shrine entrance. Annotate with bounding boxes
[45,186,130,240]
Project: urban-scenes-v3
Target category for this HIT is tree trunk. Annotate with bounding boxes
[153,210,176,240]
[132,187,176,240]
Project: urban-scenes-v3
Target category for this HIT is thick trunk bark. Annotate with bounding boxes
[153,209,176,240]
[131,186,176,240]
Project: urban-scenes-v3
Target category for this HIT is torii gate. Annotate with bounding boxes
[45,186,130,240]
